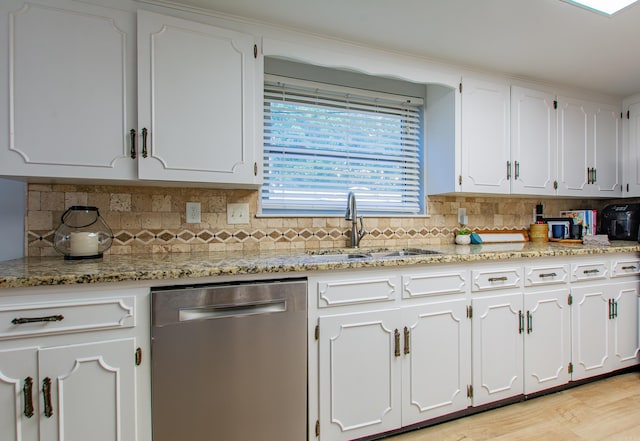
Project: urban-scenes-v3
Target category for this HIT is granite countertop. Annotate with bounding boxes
[0,241,639,289]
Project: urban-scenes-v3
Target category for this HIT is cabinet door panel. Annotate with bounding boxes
[593,105,621,194]
[401,300,470,426]
[0,348,38,441]
[510,86,557,195]
[137,10,258,185]
[2,0,135,179]
[460,78,510,194]
[38,338,135,441]
[319,309,402,441]
[524,289,571,394]
[571,285,610,380]
[557,97,590,194]
[626,101,640,195]
[472,292,523,406]
[610,282,640,369]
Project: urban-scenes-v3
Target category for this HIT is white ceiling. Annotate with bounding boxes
[162,0,640,98]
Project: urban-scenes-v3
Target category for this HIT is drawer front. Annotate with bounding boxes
[524,264,569,286]
[0,296,135,339]
[471,268,522,292]
[316,276,398,308]
[402,271,466,299]
[571,262,609,282]
[611,259,640,278]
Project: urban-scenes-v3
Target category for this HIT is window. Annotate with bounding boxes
[262,75,424,216]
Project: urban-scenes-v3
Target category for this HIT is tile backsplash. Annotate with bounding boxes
[26,183,604,257]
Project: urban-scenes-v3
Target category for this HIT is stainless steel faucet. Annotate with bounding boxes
[345,191,366,248]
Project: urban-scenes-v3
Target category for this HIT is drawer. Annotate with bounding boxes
[571,262,608,282]
[316,276,398,308]
[524,264,569,286]
[611,258,640,278]
[0,296,135,339]
[471,268,522,292]
[402,270,466,299]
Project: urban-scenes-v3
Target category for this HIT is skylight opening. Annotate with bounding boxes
[564,0,639,15]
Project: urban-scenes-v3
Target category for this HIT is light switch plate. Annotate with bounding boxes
[186,202,201,224]
[227,203,249,224]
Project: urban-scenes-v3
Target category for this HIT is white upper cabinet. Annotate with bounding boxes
[557,96,621,197]
[460,77,510,194]
[510,86,557,195]
[137,10,261,186]
[0,2,261,186]
[0,0,136,180]
[623,99,640,196]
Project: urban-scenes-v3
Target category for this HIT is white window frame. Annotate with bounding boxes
[261,75,425,216]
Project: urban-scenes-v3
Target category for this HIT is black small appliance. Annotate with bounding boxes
[600,203,640,241]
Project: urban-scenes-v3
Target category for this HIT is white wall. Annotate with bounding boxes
[0,178,25,260]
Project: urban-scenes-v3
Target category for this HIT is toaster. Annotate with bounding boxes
[600,203,640,241]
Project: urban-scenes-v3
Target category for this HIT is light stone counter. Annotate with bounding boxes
[0,241,638,289]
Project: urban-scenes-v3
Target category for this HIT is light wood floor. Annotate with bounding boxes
[383,372,640,441]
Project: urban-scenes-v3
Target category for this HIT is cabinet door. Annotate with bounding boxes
[557,96,590,195]
[571,284,611,380]
[471,292,524,406]
[523,288,571,394]
[0,347,38,441]
[610,281,640,370]
[318,309,402,441]
[38,338,136,441]
[460,77,510,194]
[137,10,260,186]
[592,104,621,195]
[510,86,558,195]
[0,0,136,180]
[401,300,470,426]
[625,101,640,196]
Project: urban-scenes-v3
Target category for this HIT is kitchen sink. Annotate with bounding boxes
[306,248,442,261]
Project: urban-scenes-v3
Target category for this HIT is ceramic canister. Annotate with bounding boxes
[529,223,549,242]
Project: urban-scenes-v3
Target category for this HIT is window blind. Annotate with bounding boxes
[262,74,424,215]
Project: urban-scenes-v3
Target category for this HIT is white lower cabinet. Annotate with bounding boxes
[317,299,471,441]
[0,339,135,441]
[313,267,470,441]
[318,308,402,441]
[0,288,149,441]
[400,300,470,425]
[571,280,640,380]
[523,288,572,394]
[471,291,524,406]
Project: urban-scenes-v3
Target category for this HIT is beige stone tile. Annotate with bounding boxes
[28,183,52,192]
[110,193,131,212]
[132,194,152,212]
[161,212,181,229]
[64,192,88,208]
[41,191,64,211]
[141,213,162,230]
[87,193,110,213]
[28,191,40,211]
[120,213,142,229]
[27,212,53,230]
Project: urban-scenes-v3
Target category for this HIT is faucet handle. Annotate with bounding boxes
[358,216,366,240]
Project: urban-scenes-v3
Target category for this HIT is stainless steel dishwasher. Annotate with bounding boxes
[151,279,307,441]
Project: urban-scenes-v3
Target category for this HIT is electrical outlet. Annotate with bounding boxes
[227,203,249,224]
[186,202,201,224]
[458,207,467,225]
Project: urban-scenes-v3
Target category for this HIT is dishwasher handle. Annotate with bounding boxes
[179,299,287,322]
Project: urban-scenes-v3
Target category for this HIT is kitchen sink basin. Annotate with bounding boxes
[306,248,442,261]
